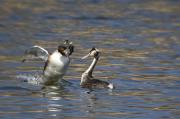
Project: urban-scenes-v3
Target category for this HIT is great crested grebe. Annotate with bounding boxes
[23,40,74,85]
[81,47,114,89]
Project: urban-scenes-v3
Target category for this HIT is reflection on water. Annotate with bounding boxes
[0,0,180,119]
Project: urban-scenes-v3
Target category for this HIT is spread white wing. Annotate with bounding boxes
[22,45,49,62]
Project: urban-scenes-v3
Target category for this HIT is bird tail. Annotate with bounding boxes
[108,83,114,89]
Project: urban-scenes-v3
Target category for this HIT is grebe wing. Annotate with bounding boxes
[22,45,49,62]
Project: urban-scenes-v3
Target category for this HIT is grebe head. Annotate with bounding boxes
[82,47,100,59]
[57,45,68,56]
[58,42,74,57]
[63,40,74,56]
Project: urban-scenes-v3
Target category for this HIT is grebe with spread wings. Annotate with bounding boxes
[23,40,74,85]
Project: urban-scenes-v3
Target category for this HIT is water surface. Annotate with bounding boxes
[0,0,179,119]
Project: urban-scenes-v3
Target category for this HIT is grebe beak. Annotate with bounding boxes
[81,53,90,60]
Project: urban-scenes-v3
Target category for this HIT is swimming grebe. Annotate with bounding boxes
[23,40,74,85]
[81,47,114,89]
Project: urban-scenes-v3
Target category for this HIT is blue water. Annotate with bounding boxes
[0,0,180,119]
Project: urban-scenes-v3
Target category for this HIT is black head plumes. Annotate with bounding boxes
[63,40,74,56]
[82,47,100,59]
[89,47,96,53]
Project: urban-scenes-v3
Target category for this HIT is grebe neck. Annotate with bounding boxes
[84,57,99,77]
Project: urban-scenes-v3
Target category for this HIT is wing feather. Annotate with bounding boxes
[23,45,49,62]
